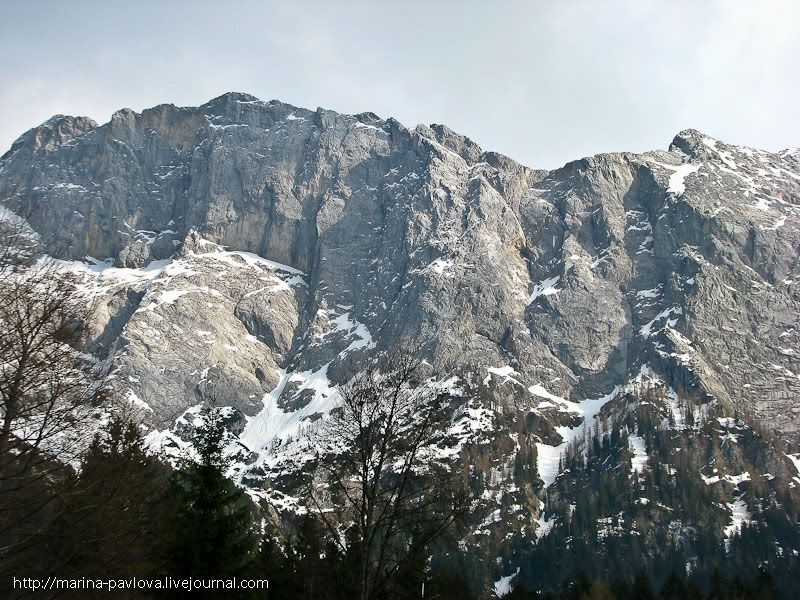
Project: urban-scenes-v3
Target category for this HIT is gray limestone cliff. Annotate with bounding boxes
[4,92,800,590]
[1,93,796,445]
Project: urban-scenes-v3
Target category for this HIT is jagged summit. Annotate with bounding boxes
[669,127,789,161]
[203,90,262,105]
[2,114,98,159]
[9,94,754,176]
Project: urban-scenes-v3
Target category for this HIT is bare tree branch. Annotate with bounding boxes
[305,351,473,600]
[0,222,111,575]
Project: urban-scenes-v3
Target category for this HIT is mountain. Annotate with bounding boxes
[1,92,799,592]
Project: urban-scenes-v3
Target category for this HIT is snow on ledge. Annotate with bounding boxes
[483,365,522,387]
[650,160,701,196]
[535,386,620,487]
[527,276,560,304]
[628,434,648,474]
[724,495,752,552]
[528,384,566,404]
[493,568,520,598]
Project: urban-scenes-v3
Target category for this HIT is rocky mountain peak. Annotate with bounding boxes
[2,94,800,592]
[1,93,799,518]
[3,114,98,159]
[202,90,263,108]
[669,127,712,155]
[414,122,485,165]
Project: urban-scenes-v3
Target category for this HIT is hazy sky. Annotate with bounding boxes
[1,1,797,169]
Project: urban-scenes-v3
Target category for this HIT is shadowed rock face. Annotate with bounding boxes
[1,92,798,450]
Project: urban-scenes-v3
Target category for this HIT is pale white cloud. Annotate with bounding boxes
[0,0,797,168]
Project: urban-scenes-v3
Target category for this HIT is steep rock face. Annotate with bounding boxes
[1,94,798,437]
[1,91,798,481]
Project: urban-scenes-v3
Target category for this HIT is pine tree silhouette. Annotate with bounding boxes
[163,406,258,594]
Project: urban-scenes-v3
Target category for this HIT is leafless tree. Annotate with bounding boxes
[307,353,472,600]
[0,211,110,575]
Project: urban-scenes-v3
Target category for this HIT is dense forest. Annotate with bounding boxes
[0,404,794,599]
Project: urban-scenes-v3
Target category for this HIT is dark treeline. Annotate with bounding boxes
[505,568,781,600]
[512,385,800,600]
[0,407,791,599]
[0,408,250,598]
[0,399,471,599]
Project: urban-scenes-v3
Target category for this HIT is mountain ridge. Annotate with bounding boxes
[10,92,778,173]
[1,91,799,592]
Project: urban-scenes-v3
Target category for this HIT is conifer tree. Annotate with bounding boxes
[164,406,258,587]
[56,417,172,580]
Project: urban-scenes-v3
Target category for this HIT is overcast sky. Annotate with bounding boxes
[1,1,797,169]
